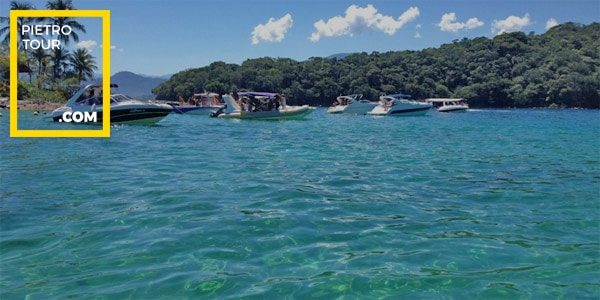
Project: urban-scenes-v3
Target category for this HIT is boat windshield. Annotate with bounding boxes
[111,94,133,103]
[74,86,103,105]
[334,94,360,106]
[381,94,412,105]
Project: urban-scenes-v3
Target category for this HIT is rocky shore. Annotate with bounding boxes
[0,98,63,111]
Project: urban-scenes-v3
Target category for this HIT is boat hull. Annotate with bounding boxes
[327,102,377,114]
[52,107,172,125]
[171,105,223,115]
[368,103,432,116]
[218,105,314,120]
[438,105,468,112]
[326,106,345,114]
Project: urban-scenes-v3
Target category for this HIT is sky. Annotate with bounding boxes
[1,0,599,76]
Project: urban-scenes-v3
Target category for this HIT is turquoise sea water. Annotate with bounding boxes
[1,109,599,298]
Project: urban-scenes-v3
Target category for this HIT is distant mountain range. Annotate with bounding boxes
[110,71,168,99]
[107,53,351,97]
[327,53,354,60]
[85,71,170,99]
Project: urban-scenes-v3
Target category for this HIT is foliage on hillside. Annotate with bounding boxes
[0,0,96,101]
[154,22,600,108]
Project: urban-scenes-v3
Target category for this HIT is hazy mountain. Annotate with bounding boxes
[327,53,354,60]
[81,71,169,99]
[109,71,167,98]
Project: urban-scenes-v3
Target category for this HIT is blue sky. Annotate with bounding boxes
[2,0,598,76]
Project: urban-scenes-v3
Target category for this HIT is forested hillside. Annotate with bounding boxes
[154,22,600,108]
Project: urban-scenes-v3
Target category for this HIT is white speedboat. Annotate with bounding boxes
[51,84,173,125]
[426,98,469,112]
[214,92,314,120]
[368,93,432,116]
[326,94,377,115]
[170,92,225,115]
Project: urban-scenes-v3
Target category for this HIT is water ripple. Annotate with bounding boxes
[1,109,599,298]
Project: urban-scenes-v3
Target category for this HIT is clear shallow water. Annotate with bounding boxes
[1,109,599,298]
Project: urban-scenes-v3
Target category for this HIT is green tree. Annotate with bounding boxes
[154,22,600,108]
[47,0,86,79]
[0,1,35,48]
[50,48,70,78]
[31,47,48,77]
[69,48,96,84]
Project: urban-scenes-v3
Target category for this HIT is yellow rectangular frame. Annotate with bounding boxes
[10,10,111,138]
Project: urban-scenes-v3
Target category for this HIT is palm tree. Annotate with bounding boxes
[47,0,86,80]
[0,1,38,82]
[70,48,96,84]
[0,1,35,49]
[31,47,48,75]
[31,47,50,88]
[50,48,70,78]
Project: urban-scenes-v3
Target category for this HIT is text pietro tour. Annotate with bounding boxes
[21,24,72,50]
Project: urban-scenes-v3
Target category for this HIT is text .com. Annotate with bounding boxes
[58,111,97,123]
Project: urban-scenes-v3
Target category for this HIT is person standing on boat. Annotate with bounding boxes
[274,94,281,111]
[249,95,258,112]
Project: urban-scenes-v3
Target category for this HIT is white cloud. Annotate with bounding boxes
[414,24,422,38]
[492,14,531,35]
[437,13,484,32]
[76,40,97,51]
[251,13,293,45]
[310,5,419,42]
[100,44,121,51]
[545,18,559,30]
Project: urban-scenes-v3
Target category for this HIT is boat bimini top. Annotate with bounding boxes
[193,92,220,97]
[238,92,281,98]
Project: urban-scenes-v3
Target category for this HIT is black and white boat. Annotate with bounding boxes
[51,84,173,125]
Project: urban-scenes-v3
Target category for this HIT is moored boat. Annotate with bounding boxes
[170,92,225,115]
[368,93,432,116]
[51,84,173,125]
[214,92,314,120]
[326,94,377,115]
[426,98,469,112]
